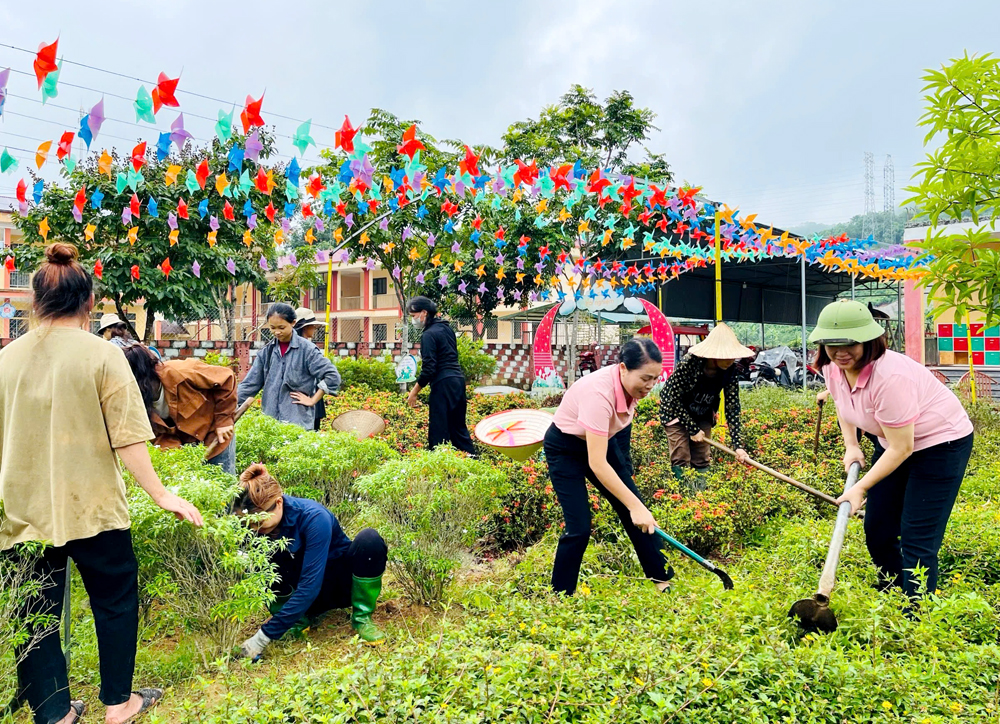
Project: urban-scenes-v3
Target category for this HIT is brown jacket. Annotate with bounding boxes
[151,359,237,455]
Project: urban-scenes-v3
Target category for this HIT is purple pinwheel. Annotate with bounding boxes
[170,113,193,148]
[167,212,178,231]
[392,265,401,280]
[226,258,236,275]
[245,130,263,162]
[438,273,449,288]
[259,256,269,271]
[210,216,220,232]
[192,261,201,278]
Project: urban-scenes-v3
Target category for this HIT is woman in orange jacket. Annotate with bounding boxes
[123,344,238,474]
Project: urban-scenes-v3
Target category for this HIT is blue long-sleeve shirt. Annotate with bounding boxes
[261,495,351,640]
[237,332,341,430]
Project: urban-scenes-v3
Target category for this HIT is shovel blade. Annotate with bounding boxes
[788,597,838,633]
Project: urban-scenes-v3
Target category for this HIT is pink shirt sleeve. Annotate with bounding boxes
[873,374,921,428]
[577,392,615,437]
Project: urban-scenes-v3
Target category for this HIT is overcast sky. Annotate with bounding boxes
[0,1,995,228]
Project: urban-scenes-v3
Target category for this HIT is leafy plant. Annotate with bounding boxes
[355,447,507,604]
[234,407,308,471]
[129,445,281,659]
[333,354,399,393]
[456,335,497,385]
[203,351,239,373]
[270,431,396,530]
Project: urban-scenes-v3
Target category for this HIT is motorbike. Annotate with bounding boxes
[578,350,597,375]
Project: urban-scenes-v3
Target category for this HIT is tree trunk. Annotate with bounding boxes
[142,312,155,344]
[114,295,139,341]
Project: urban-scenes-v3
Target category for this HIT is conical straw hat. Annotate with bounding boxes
[687,323,753,360]
[474,409,554,461]
[330,410,386,440]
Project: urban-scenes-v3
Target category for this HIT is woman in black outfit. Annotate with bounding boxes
[405,297,476,455]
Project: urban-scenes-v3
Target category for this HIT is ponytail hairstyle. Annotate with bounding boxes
[32,243,93,322]
[407,296,438,319]
[122,344,162,417]
[234,464,283,515]
[265,303,297,325]
[620,337,662,370]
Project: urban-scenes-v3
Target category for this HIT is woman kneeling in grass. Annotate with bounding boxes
[235,464,388,660]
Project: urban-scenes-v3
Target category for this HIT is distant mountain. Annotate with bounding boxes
[787,222,833,237]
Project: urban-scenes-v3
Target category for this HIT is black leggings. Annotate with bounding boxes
[543,424,669,595]
[15,528,139,724]
[865,433,973,599]
[272,528,388,614]
[427,377,477,455]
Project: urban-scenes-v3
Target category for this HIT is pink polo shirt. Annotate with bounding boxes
[824,350,972,452]
[553,364,636,438]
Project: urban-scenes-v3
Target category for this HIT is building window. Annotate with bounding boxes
[485,318,498,340]
[9,271,31,289]
[10,310,28,339]
[372,277,387,296]
[373,323,388,343]
[311,285,328,312]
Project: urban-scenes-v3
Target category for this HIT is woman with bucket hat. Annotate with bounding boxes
[659,323,752,478]
[295,307,330,431]
[811,299,973,601]
[97,313,132,348]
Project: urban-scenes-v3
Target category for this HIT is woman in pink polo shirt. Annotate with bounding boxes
[544,338,672,595]
[810,300,974,601]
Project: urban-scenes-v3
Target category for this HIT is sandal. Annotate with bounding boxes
[69,700,86,722]
[122,688,163,723]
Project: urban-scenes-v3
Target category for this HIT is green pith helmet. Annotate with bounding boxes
[808,300,886,345]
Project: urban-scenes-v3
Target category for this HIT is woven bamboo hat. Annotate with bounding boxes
[294,306,325,330]
[687,323,753,360]
[330,410,386,440]
[98,313,124,332]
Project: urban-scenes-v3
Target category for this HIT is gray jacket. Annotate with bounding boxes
[237,332,341,430]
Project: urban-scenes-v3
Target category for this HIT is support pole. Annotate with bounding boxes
[714,211,722,323]
[968,317,977,403]
[324,252,334,356]
[851,274,856,301]
[801,253,808,387]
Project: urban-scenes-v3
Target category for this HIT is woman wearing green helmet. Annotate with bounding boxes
[810,300,973,602]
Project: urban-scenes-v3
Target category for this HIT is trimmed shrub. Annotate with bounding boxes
[355,447,507,604]
[130,445,281,657]
[334,355,399,393]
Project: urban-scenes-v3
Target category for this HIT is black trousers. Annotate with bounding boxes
[865,433,973,599]
[543,424,669,595]
[272,528,388,615]
[15,528,138,724]
[427,376,476,455]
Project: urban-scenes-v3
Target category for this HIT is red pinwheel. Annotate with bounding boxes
[131,142,147,171]
[397,124,425,159]
[335,116,357,153]
[151,73,180,114]
[459,145,480,176]
[33,38,59,88]
[240,93,265,135]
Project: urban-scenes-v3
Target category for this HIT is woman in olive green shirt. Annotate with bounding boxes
[0,243,203,724]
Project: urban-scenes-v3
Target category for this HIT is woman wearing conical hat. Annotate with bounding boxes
[659,323,752,478]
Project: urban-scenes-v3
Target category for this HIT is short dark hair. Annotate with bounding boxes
[621,337,662,370]
[108,323,129,338]
[266,303,297,325]
[407,296,438,317]
[815,335,887,370]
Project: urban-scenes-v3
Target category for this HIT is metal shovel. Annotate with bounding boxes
[655,528,734,590]
[813,398,825,460]
[788,462,861,633]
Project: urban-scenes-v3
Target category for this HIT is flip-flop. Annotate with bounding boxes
[69,700,86,722]
[122,688,163,723]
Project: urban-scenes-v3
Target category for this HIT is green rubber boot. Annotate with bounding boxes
[351,575,385,645]
[671,465,687,481]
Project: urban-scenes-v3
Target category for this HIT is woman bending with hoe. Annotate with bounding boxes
[659,323,751,479]
[544,338,672,595]
[811,300,974,602]
[122,344,239,475]
[238,303,341,430]
[0,243,203,724]
[236,464,388,660]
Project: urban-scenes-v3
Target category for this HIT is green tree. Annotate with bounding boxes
[501,85,665,176]
[905,53,1000,324]
[9,133,284,341]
